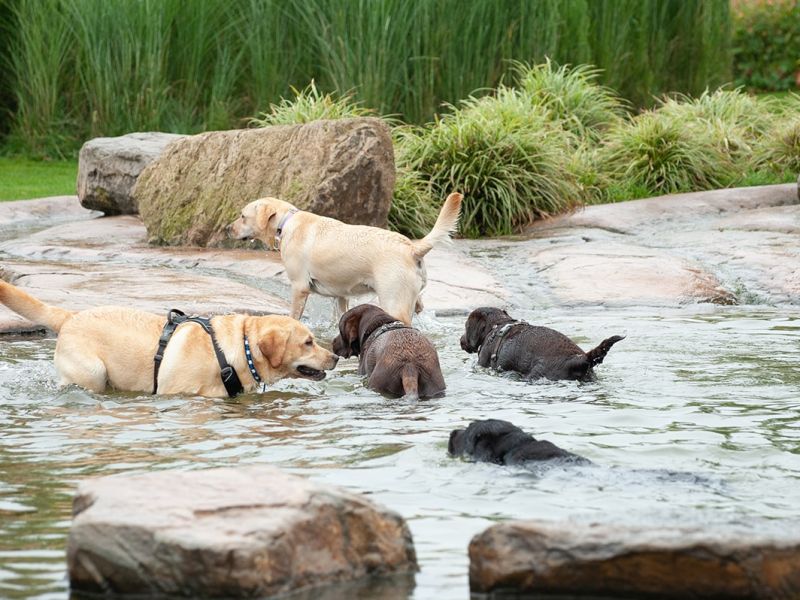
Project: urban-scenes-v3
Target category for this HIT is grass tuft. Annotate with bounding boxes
[399,90,581,238]
[250,81,374,127]
[514,59,627,141]
[600,110,735,197]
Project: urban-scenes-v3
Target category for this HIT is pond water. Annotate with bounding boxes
[1,301,799,599]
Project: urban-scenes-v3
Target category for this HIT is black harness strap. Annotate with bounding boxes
[483,321,523,369]
[152,309,244,398]
[366,321,412,344]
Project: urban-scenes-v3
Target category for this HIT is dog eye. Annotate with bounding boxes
[305,338,313,346]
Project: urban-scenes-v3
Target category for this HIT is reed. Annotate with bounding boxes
[3,0,733,158]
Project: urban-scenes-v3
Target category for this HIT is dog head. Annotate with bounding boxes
[228,197,298,247]
[460,307,515,353]
[331,304,395,358]
[247,315,338,382]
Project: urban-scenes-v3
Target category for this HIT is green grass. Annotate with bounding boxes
[2,0,733,158]
[0,157,77,201]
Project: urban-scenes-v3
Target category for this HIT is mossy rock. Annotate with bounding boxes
[134,118,395,247]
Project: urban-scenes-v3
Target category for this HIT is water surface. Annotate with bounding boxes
[1,303,799,599]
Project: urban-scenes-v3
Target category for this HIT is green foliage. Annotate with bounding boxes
[600,110,736,197]
[514,59,627,141]
[3,0,732,158]
[388,162,439,239]
[398,91,581,238]
[250,82,373,127]
[733,0,800,92]
[756,116,800,175]
[656,88,776,176]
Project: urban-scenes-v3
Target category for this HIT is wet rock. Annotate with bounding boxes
[135,118,395,246]
[529,183,797,235]
[77,132,184,215]
[68,466,417,598]
[469,520,800,599]
[530,240,735,306]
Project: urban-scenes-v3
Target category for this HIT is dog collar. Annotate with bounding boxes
[273,209,299,251]
[243,334,265,391]
[365,320,411,347]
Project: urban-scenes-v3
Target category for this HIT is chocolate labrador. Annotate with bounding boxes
[460,307,624,382]
[331,304,445,399]
[448,419,589,466]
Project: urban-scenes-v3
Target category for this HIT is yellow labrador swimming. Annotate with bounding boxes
[229,192,463,324]
[0,280,337,397]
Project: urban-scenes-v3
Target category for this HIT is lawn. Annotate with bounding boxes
[0,157,78,201]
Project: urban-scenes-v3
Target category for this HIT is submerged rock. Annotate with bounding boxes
[68,466,417,598]
[134,118,395,246]
[469,520,800,599]
[77,132,184,215]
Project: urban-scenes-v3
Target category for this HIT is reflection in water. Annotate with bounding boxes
[1,308,800,599]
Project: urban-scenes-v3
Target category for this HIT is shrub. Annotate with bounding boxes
[756,116,800,175]
[514,59,627,141]
[600,110,736,197]
[655,88,776,179]
[388,159,439,239]
[250,81,373,127]
[733,0,800,91]
[399,90,581,238]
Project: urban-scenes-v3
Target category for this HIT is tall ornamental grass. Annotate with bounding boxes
[4,0,732,158]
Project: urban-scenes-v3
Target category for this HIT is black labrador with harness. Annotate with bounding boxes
[460,307,624,382]
[332,304,446,399]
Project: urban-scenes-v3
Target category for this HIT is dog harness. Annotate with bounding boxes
[152,309,246,398]
[273,209,299,251]
[365,320,412,346]
[483,321,524,369]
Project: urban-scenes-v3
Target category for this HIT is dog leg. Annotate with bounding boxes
[55,352,108,392]
[335,296,348,320]
[290,286,310,320]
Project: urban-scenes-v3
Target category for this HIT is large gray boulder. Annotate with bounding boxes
[134,118,395,247]
[68,466,417,597]
[469,520,800,599]
[77,132,184,215]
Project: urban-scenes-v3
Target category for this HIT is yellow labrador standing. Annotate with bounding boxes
[0,280,337,397]
[229,192,462,324]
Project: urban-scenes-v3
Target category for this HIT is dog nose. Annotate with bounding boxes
[460,335,467,351]
[330,353,339,367]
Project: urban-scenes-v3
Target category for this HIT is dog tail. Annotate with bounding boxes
[411,192,463,259]
[586,335,625,367]
[0,280,74,333]
[401,364,420,401]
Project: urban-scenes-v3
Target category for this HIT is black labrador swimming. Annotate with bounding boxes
[449,419,590,466]
[331,304,446,399]
[460,307,624,382]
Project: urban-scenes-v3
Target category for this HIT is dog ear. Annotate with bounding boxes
[339,312,362,357]
[258,328,290,369]
[256,204,277,233]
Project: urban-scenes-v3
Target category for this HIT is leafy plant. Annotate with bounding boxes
[399,90,581,238]
[600,110,736,197]
[733,0,800,91]
[513,58,627,141]
[250,81,373,127]
[756,116,800,175]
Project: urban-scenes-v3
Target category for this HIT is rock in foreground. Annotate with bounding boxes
[469,520,800,599]
[135,118,395,246]
[68,466,417,597]
[77,132,185,215]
